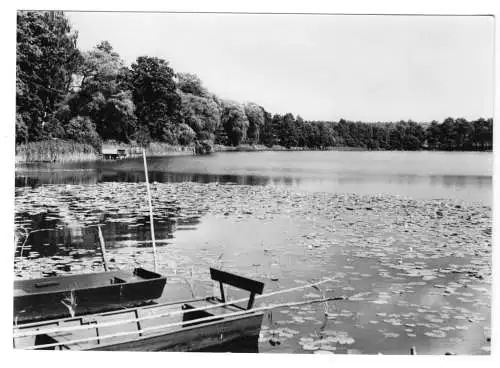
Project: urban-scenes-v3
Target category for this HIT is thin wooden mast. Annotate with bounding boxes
[143,149,158,272]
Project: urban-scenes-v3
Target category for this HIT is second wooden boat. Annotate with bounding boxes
[14,268,167,324]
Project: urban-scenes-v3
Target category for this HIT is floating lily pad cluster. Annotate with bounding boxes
[14,182,491,354]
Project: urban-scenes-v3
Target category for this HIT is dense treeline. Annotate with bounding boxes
[16,11,493,153]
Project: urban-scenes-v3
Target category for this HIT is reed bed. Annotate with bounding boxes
[15,140,99,164]
[145,142,195,156]
[102,141,195,158]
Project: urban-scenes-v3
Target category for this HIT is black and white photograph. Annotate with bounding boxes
[5,0,496,360]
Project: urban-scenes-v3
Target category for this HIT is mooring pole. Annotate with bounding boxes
[97,225,109,272]
[143,149,158,272]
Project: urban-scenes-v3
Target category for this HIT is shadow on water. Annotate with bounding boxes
[15,216,175,258]
[15,195,202,260]
[197,336,259,353]
[15,167,305,188]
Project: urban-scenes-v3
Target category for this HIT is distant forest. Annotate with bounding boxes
[16,11,493,152]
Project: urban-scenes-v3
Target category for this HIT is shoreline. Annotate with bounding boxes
[15,142,493,164]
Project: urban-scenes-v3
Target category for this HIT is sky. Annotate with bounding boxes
[66,12,494,122]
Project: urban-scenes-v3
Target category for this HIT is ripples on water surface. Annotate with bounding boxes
[14,151,492,354]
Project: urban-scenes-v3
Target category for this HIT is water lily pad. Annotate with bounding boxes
[424,330,447,338]
[302,344,319,351]
[383,332,400,338]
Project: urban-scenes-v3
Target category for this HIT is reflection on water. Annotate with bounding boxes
[14,185,203,264]
[15,168,298,188]
[15,213,181,259]
[14,180,491,354]
[13,151,492,354]
[16,150,492,204]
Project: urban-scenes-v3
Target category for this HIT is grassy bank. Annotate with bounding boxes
[15,140,99,164]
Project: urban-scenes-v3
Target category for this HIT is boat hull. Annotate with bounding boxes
[89,313,264,352]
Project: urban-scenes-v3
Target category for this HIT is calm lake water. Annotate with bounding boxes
[16,151,493,204]
[14,151,492,354]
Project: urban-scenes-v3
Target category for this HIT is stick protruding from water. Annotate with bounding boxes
[97,225,109,272]
[143,149,158,272]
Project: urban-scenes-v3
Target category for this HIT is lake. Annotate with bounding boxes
[14,151,492,354]
[16,151,492,204]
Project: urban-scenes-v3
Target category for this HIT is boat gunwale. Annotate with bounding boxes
[14,296,209,329]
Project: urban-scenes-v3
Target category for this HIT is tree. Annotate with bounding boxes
[79,41,123,86]
[66,42,136,142]
[317,121,336,148]
[270,114,283,146]
[220,100,249,146]
[440,117,457,150]
[16,11,82,143]
[244,103,265,144]
[455,118,473,150]
[372,124,390,149]
[177,72,221,141]
[472,118,493,150]
[130,56,181,141]
[180,92,221,140]
[177,73,209,97]
[259,108,275,147]
[388,124,403,150]
[426,121,441,150]
[334,119,353,146]
[175,123,196,145]
[65,116,101,149]
[278,113,298,148]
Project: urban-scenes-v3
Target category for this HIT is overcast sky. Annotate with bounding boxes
[66,12,494,122]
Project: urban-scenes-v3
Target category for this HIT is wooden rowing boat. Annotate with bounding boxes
[14,268,265,353]
[14,268,167,324]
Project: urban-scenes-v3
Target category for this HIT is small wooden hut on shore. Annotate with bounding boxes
[101,147,127,160]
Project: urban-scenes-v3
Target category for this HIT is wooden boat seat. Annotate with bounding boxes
[210,268,264,309]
